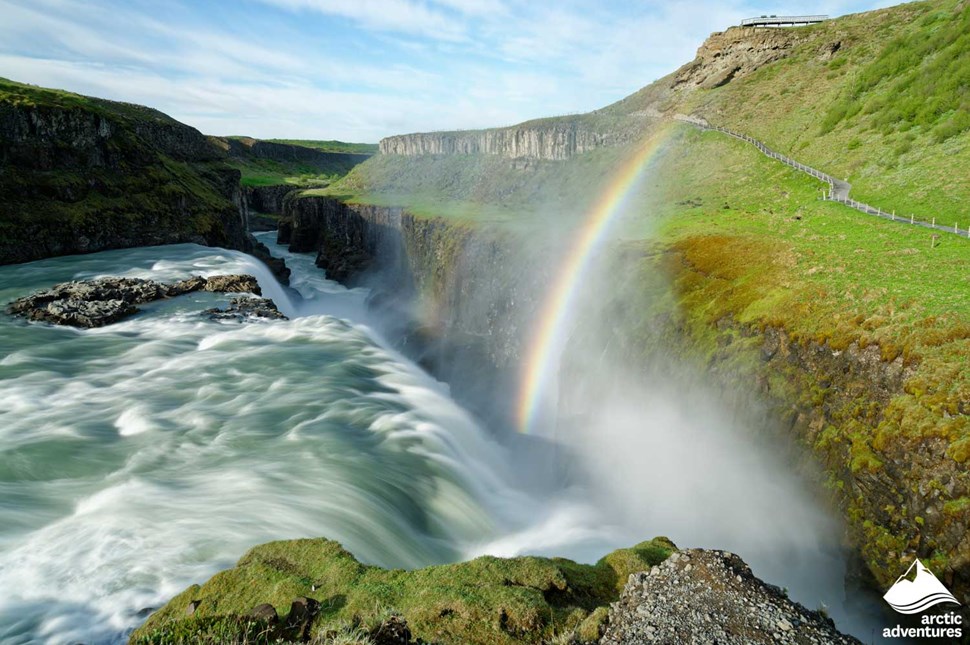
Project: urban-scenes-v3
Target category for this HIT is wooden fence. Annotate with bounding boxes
[687,122,970,239]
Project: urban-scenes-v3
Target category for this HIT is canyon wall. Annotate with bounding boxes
[378,116,646,161]
[279,194,970,605]
[278,195,550,429]
[212,135,372,172]
[0,83,250,264]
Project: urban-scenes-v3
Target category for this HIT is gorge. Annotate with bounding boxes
[1,0,968,643]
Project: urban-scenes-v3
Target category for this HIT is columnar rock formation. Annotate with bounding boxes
[379,121,627,160]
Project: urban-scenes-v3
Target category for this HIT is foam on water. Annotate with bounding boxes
[0,236,888,644]
[0,242,532,644]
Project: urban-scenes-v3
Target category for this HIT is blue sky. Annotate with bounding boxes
[0,0,899,142]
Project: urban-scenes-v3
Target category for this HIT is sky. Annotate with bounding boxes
[0,0,901,142]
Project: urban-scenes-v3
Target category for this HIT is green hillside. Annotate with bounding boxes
[0,78,247,264]
[616,0,970,223]
[263,138,377,154]
[316,0,970,593]
[211,136,373,188]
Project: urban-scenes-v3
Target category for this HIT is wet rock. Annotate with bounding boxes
[247,237,291,285]
[601,549,861,644]
[166,275,207,296]
[204,297,287,321]
[8,273,274,328]
[201,274,261,294]
[250,603,279,624]
[7,277,165,327]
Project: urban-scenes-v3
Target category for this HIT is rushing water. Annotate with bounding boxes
[0,239,539,643]
[0,234,887,643]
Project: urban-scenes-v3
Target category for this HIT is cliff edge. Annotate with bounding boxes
[0,78,249,264]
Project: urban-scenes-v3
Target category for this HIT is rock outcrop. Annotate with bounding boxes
[8,274,271,327]
[0,78,249,265]
[244,184,298,217]
[131,538,864,644]
[204,297,287,321]
[671,26,806,90]
[602,549,860,644]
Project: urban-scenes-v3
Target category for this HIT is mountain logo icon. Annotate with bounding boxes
[883,559,960,614]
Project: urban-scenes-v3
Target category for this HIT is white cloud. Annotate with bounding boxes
[0,0,903,140]
[255,0,468,41]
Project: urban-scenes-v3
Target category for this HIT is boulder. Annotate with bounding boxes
[201,274,261,294]
[8,274,276,328]
[204,297,287,321]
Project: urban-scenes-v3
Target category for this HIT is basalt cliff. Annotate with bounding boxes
[0,78,250,264]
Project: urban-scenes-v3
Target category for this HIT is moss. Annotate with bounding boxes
[131,537,675,644]
[575,606,609,643]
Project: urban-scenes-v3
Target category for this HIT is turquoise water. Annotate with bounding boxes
[0,241,539,643]
[0,235,888,643]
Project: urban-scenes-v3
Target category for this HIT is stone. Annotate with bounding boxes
[370,614,412,645]
[599,549,861,644]
[8,274,275,328]
[166,276,207,296]
[201,274,261,294]
[284,596,319,638]
[250,603,279,624]
[185,600,200,616]
[203,297,288,321]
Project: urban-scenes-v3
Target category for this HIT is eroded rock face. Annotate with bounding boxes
[8,274,271,328]
[672,26,806,90]
[602,549,861,644]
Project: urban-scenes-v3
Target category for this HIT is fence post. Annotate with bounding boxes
[932,217,936,227]
[910,215,914,224]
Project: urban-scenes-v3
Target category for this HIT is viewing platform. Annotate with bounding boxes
[740,15,828,28]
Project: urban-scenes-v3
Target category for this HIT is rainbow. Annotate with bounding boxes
[516,129,672,434]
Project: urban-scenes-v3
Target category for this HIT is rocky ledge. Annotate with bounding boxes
[602,549,860,645]
[129,537,859,645]
[7,274,286,327]
[203,296,286,322]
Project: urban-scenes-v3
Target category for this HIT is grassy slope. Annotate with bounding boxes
[637,0,970,225]
[0,76,182,125]
[228,157,343,188]
[131,537,674,644]
[218,137,375,188]
[262,139,378,154]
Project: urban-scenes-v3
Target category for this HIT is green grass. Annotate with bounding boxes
[131,537,675,645]
[262,139,378,154]
[656,0,970,230]
[0,77,181,127]
[229,157,341,188]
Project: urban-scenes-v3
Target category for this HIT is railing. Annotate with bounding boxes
[740,15,828,27]
[705,125,839,191]
[677,120,970,239]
